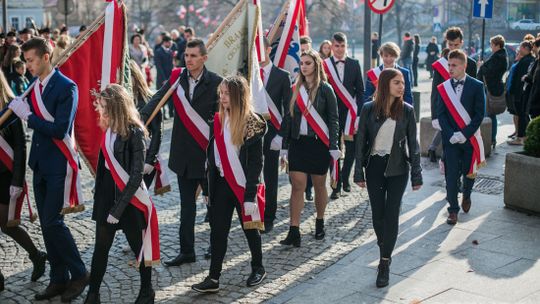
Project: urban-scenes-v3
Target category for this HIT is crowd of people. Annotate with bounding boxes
[0,21,540,304]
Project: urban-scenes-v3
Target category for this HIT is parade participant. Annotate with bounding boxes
[437,49,486,225]
[8,37,88,302]
[323,32,364,198]
[354,68,422,288]
[129,60,164,189]
[365,42,413,105]
[0,70,46,293]
[429,27,477,162]
[318,40,332,60]
[259,37,292,233]
[300,36,312,52]
[83,84,159,304]
[191,76,267,293]
[280,49,340,246]
[154,34,175,118]
[140,38,222,266]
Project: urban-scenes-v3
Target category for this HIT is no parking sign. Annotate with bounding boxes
[367,0,395,15]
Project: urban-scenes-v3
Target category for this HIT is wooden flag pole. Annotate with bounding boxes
[267,0,289,44]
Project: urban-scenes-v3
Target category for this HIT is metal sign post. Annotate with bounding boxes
[473,0,494,61]
[367,0,395,66]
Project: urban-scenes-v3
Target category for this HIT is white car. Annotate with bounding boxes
[511,19,540,31]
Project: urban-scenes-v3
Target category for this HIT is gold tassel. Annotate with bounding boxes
[6,219,20,228]
[154,185,171,196]
[60,205,85,215]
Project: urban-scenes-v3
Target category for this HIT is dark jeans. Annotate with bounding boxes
[178,176,205,254]
[209,177,263,280]
[443,142,476,214]
[488,114,497,143]
[88,223,151,293]
[365,155,408,259]
[412,58,419,86]
[515,97,530,138]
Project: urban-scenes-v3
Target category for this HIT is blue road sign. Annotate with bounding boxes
[473,0,493,19]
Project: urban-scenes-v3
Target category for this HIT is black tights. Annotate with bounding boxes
[0,204,39,259]
[88,223,151,293]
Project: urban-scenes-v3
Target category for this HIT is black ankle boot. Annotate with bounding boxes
[280,226,301,247]
[0,271,4,292]
[84,292,101,304]
[315,219,325,240]
[135,287,155,304]
[376,258,391,288]
[30,250,47,282]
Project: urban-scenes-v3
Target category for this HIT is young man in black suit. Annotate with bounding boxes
[154,34,175,118]
[259,37,292,233]
[325,32,364,199]
[141,39,223,266]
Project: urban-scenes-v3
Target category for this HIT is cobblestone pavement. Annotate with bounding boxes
[0,119,374,303]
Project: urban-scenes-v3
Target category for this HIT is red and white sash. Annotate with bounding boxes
[169,68,210,150]
[432,57,450,81]
[0,135,37,227]
[101,129,160,266]
[213,113,265,231]
[266,91,283,131]
[152,156,171,195]
[322,58,358,137]
[30,83,84,214]
[295,86,339,186]
[367,65,383,88]
[437,80,486,178]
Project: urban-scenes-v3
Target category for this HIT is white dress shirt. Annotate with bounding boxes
[38,68,56,92]
[334,56,346,82]
[452,75,467,101]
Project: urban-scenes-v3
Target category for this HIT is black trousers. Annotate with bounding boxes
[263,145,279,224]
[515,95,530,138]
[209,177,263,280]
[336,138,356,190]
[178,176,205,254]
[365,155,408,259]
[88,223,151,293]
[443,142,475,214]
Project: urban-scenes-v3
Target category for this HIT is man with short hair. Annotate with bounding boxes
[154,34,175,117]
[400,32,414,77]
[8,37,88,302]
[300,36,312,52]
[437,49,485,225]
[141,38,223,266]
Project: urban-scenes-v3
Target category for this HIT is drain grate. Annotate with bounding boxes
[432,174,504,195]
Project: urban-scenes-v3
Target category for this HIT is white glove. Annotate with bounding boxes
[9,186,23,199]
[143,163,154,175]
[452,131,467,144]
[243,202,259,216]
[431,119,441,131]
[107,214,119,224]
[270,135,283,151]
[330,149,342,161]
[449,134,459,144]
[280,150,288,162]
[8,97,32,121]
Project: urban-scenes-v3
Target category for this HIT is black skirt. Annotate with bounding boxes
[288,136,330,175]
[0,171,11,204]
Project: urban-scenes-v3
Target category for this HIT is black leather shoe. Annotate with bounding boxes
[134,287,155,304]
[192,276,219,293]
[305,191,314,201]
[330,190,340,200]
[428,149,437,163]
[0,271,4,293]
[280,226,301,247]
[261,221,273,234]
[83,292,101,304]
[164,253,196,266]
[61,273,90,302]
[204,246,212,260]
[30,250,47,282]
[376,259,391,288]
[35,283,67,300]
[343,184,351,192]
[315,219,325,240]
[246,267,267,287]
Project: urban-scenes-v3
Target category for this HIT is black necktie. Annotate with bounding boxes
[335,60,345,64]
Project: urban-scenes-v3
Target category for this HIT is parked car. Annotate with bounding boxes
[471,44,517,70]
[511,19,540,31]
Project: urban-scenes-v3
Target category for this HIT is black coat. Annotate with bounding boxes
[0,117,26,187]
[154,46,174,87]
[527,58,540,116]
[136,96,162,165]
[93,126,146,224]
[282,82,340,151]
[263,65,292,148]
[478,48,508,97]
[326,56,365,131]
[401,39,414,61]
[426,42,439,66]
[353,102,422,186]
[204,113,267,203]
[508,54,534,99]
[140,67,223,179]
[430,56,477,119]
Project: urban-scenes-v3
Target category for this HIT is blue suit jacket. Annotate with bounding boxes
[437,75,485,143]
[27,69,78,175]
[364,65,414,105]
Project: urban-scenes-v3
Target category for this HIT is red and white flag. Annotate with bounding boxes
[367,65,383,87]
[437,80,485,178]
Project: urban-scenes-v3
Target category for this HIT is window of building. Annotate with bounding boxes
[11,17,19,31]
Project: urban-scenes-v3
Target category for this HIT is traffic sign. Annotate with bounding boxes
[367,0,395,15]
[473,0,493,19]
[433,23,442,33]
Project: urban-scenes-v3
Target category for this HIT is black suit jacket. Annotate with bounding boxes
[0,118,26,187]
[140,67,223,179]
[327,56,364,131]
[154,46,174,87]
[431,56,477,119]
[263,65,292,148]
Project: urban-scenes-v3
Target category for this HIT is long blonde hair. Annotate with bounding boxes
[0,70,15,109]
[129,59,152,104]
[218,76,252,146]
[290,49,327,117]
[93,84,148,139]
